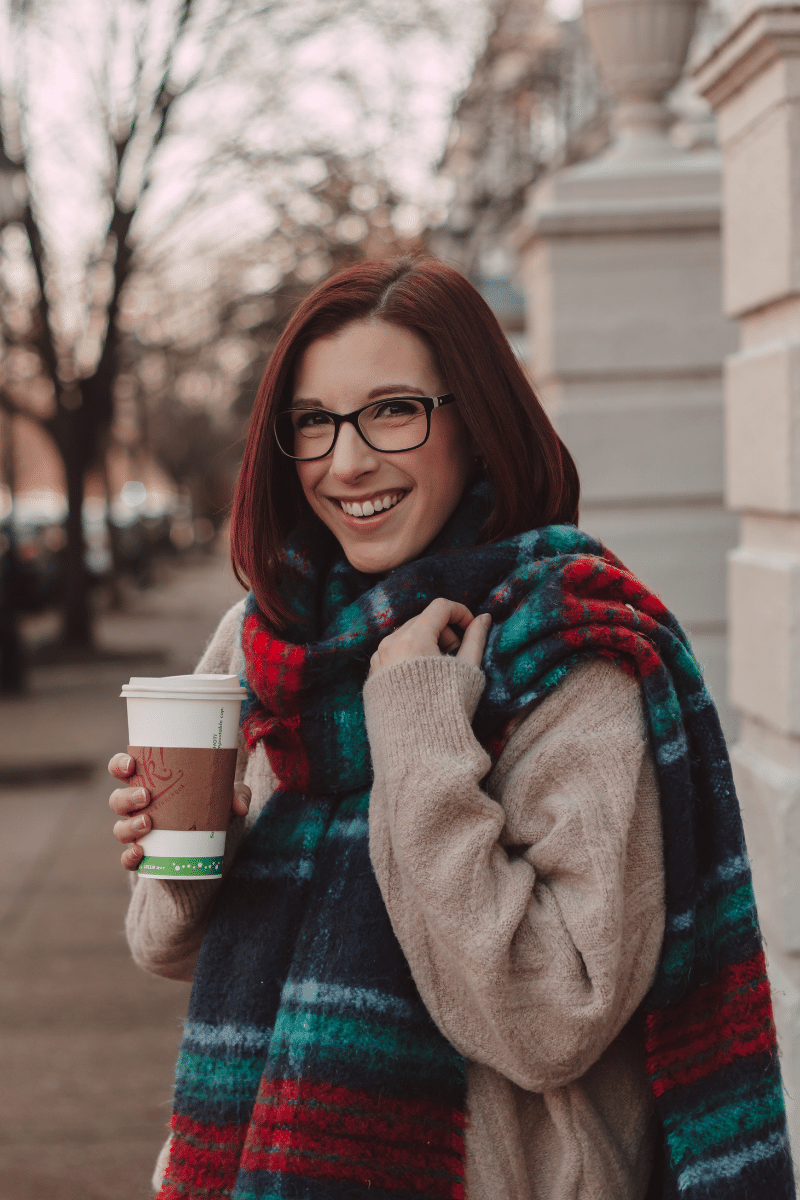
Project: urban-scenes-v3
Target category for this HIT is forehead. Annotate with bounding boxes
[293,320,440,403]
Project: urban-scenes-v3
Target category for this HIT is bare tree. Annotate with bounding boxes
[0,0,484,649]
[0,0,227,646]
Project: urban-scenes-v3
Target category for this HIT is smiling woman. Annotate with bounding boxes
[230,256,578,624]
[109,257,795,1200]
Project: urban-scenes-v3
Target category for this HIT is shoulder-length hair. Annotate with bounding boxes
[230,256,580,626]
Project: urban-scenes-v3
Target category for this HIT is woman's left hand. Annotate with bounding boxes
[369,598,491,676]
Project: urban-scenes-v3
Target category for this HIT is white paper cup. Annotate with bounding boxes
[122,674,245,749]
[120,674,247,880]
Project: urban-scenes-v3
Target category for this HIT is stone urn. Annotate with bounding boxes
[582,0,702,158]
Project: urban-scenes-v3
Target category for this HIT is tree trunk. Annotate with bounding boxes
[100,446,124,610]
[0,408,26,691]
[60,420,93,649]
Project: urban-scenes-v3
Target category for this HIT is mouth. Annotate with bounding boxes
[333,490,408,520]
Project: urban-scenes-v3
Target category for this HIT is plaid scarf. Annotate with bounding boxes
[158,483,795,1199]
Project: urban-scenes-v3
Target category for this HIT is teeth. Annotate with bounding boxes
[340,492,404,517]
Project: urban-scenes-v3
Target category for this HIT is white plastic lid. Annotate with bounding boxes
[121,673,247,698]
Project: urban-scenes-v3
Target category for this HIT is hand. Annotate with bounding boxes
[107,752,251,872]
[369,598,491,677]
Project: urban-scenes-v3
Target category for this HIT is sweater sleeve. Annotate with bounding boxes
[125,598,273,982]
[363,655,665,1093]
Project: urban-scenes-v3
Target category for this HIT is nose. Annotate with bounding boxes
[328,420,380,481]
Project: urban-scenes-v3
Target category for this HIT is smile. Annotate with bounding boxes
[336,491,407,518]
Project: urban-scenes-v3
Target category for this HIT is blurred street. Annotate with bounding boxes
[0,546,245,1200]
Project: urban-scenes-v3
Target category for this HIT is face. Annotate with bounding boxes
[291,319,473,574]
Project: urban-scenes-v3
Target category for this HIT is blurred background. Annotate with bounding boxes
[2,0,800,1193]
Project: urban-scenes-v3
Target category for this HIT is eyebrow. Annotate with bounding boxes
[290,384,427,410]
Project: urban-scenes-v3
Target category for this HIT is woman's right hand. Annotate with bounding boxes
[107,752,251,872]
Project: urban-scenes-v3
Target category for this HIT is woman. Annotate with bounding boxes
[109,257,794,1200]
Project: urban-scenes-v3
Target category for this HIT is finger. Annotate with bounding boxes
[113,812,151,844]
[108,752,136,780]
[438,625,463,655]
[456,613,492,667]
[121,842,144,872]
[232,783,251,817]
[425,598,474,635]
[109,786,150,816]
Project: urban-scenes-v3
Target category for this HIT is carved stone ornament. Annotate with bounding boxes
[582,0,702,158]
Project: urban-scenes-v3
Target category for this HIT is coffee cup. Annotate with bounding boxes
[120,674,247,880]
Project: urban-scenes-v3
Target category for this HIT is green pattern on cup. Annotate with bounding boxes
[138,855,224,878]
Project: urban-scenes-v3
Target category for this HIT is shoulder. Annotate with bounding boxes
[195,598,247,675]
[495,658,649,778]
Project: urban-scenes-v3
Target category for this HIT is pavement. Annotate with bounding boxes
[0,547,245,1200]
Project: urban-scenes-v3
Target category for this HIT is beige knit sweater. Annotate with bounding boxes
[126,600,665,1200]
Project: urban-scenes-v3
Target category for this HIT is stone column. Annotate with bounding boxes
[696,7,800,1148]
[518,0,739,739]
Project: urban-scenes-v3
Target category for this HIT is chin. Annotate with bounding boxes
[344,548,402,575]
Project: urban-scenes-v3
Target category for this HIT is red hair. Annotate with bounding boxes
[230,256,579,625]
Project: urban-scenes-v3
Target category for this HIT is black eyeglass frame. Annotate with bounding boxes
[274,393,458,462]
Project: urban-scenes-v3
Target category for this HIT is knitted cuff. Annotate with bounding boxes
[136,876,219,924]
[363,655,486,776]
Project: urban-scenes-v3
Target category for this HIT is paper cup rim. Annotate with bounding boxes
[121,689,246,701]
[121,674,247,701]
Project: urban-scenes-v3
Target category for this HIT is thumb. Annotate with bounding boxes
[455,613,491,668]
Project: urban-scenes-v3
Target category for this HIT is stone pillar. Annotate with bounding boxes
[518,0,739,738]
[695,7,800,1148]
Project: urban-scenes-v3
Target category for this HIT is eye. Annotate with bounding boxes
[293,410,334,430]
[372,398,424,419]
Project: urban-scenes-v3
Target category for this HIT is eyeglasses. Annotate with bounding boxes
[274,394,457,461]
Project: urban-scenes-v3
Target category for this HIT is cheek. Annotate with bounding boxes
[296,464,322,508]
[425,423,472,502]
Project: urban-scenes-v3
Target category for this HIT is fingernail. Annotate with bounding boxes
[482,613,492,625]
[134,814,148,831]
[122,755,133,772]
[133,788,148,807]
[129,842,143,857]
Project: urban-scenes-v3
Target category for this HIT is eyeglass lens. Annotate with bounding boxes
[276,398,429,459]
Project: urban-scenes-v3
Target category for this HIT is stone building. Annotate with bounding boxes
[438,0,800,1157]
[695,0,800,1156]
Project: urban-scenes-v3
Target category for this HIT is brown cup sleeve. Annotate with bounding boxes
[127,746,238,832]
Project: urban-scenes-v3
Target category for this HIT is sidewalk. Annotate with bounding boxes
[0,549,245,1200]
